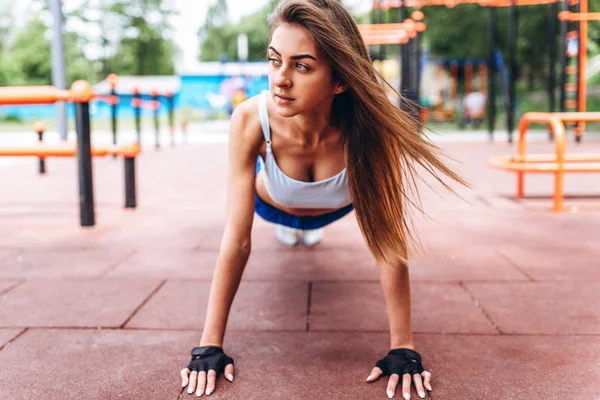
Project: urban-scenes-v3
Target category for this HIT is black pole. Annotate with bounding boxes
[168,94,175,146]
[488,7,497,140]
[110,85,117,149]
[153,91,160,150]
[399,5,409,109]
[415,30,422,107]
[410,35,419,103]
[559,0,568,113]
[124,156,137,208]
[507,0,518,143]
[134,89,142,147]
[36,127,46,174]
[379,2,386,61]
[548,3,557,113]
[75,101,95,227]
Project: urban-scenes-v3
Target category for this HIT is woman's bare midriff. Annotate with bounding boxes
[255,169,340,216]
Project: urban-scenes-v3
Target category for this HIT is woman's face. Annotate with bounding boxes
[267,23,337,117]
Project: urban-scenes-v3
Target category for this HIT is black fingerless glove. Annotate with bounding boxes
[187,346,234,374]
[375,348,425,377]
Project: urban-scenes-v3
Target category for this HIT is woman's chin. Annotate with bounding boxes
[274,106,299,118]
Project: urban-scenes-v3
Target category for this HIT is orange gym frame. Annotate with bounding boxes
[372,0,595,142]
[489,112,600,212]
[0,81,140,226]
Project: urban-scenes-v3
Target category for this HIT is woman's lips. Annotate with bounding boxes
[275,94,295,105]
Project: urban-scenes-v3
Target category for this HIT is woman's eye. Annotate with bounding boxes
[296,63,309,71]
[268,57,280,65]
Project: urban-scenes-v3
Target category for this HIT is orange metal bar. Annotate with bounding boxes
[0,86,71,105]
[558,11,600,21]
[490,112,600,212]
[372,0,560,8]
[94,95,120,106]
[565,65,577,74]
[552,112,600,122]
[564,99,578,108]
[564,82,577,91]
[0,81,95,106]
[515,113,566,212]
[0,143,140,158]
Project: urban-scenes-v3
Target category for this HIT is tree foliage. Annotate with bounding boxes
[198,0,278,62]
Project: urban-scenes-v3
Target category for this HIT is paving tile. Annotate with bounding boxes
[126,280,308,331]
[0,248,133,279]
[245,248,379,281]
[0,329,24,348]
[106,249,218,279]
[0,249,19,263]
[465,282,600,334]
[310,282,497,334]
[0,279,162,328]
[0,279,22,294]
[110,246,379,281]
[409,244,530,281]
[498,243,600,281]
[1,330,599,400]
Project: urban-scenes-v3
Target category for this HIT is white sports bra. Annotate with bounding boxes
[257,90,352,209]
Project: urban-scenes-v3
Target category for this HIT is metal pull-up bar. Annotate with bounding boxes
[1,81,96,227]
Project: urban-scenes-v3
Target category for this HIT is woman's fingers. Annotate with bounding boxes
[421,371,432,391]
[366,366,382,383]
[205,369,217,395]
[412,373,426,398]
[196,371,207,397]
[386,373,400,399]
[187,370,198,394]
[401,373,412,399]
[180,368,190,391]
[224,363,235,382]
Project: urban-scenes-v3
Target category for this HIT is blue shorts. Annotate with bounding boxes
[254,159,354,230]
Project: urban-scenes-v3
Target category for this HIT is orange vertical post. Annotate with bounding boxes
[480,63,488,94]
[465,61,473,94]
[450,61,459,111]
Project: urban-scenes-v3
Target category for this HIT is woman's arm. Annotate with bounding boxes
[199,102,262,348]
[378,261,414,350]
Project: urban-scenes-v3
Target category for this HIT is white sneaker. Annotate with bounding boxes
[300,228,324,246]
[275,225,300,246]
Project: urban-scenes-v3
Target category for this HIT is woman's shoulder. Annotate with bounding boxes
[229,93,265,148]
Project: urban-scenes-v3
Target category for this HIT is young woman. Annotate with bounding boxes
[180,0,464,398]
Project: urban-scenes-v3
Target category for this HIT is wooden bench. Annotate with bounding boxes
[489,112,600,212]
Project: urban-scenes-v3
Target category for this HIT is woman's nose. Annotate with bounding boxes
[274,70,292,88]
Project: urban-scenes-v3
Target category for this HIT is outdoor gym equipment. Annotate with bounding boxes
[373,0,585,143]
[0,81,140,227]
[130,87,178,149]
[489,111,600,212]
[359,9,426,115]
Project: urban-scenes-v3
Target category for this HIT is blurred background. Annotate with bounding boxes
[0,0,598,132]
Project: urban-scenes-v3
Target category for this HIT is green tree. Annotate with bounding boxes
[107,0,178,75]
[198,0,278,62]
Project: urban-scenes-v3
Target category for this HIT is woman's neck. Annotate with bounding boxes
[285,101,336,147]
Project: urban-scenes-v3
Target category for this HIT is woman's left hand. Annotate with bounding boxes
[366,348,432,399]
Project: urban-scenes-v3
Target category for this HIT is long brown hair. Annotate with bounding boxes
[269,0,467,266]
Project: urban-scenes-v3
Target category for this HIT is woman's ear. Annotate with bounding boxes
[333,82,348,95]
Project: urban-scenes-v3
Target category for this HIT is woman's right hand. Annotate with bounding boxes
[180,346,235,396]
